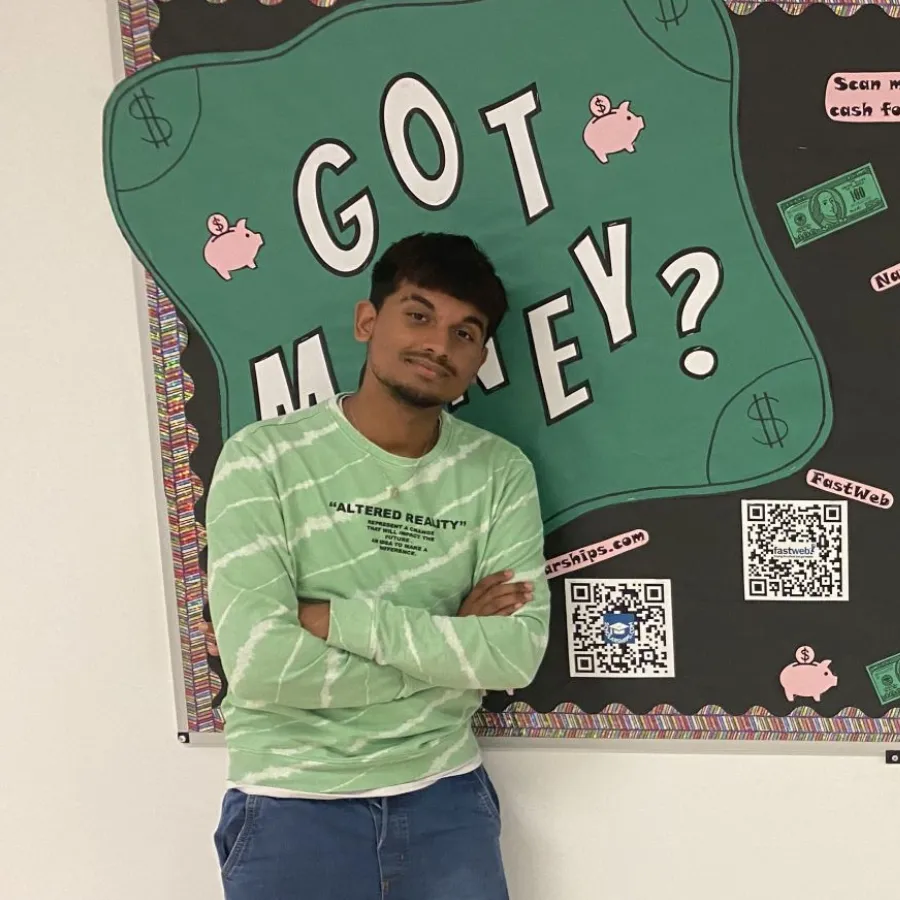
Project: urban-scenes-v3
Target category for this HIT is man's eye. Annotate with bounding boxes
[408,311,426,321]
[457,330,474,342]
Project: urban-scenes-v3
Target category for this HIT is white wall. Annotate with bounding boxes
[2,3,898,899]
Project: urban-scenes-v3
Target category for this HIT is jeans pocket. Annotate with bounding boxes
[472,766,502,823]
[213,790,260,880]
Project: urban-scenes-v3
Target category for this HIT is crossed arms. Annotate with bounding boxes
[206,435,551,710]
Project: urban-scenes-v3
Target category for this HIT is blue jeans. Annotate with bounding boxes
[213,765,510,899]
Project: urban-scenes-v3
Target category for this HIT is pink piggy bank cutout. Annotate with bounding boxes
[203,214,264,281]
[583,95,645,164]
[779,659,838,703]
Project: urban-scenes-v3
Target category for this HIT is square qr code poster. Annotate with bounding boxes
[742,500,848,602]
[565,579,675,678]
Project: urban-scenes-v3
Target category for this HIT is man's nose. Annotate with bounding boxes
[418,325,452,358]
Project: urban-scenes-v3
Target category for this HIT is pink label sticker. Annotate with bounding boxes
[544,530,649,579]
[806,468,893,509]
[825,72,900,122]
[871,261,900,292]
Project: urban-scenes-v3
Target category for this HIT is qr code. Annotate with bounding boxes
[741,500,848,601]
[564,579,674,678]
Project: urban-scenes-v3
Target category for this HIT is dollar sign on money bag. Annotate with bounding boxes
[748,392,789,449]
[655,0,688,30]
[128,87,173,149]
[796,645,815,664]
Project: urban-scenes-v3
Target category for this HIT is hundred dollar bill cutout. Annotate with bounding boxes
[806,468,894,509]
[825,72,900,122]
[865,651,900,705]
[777,163,887,249]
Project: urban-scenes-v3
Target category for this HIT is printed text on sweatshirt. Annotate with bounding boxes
[206,396,551,795]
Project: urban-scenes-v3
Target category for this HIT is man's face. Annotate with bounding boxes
[819,193,837,217]
[354,280,490,408]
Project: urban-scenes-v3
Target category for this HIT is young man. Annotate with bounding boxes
[205,232,551,899]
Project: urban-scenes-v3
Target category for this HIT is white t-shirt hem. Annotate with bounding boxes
[227,754,483,800]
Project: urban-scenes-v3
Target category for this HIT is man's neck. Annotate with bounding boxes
[342,382,442,458]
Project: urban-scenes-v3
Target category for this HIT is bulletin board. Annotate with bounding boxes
[106,0,900,743]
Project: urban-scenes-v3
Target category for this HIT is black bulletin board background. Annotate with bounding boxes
[150,1,900,728]
[512,3,900,722]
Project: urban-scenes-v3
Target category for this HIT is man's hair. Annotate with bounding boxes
[368,233,508,340]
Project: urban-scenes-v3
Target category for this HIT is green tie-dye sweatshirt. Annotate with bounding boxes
[206,395,551,795]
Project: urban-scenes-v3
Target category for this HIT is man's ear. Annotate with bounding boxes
[354,299,378,343]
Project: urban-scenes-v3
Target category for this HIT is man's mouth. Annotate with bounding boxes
[405,356,449,378]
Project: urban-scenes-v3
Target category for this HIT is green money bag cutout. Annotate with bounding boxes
[103,0,832,532]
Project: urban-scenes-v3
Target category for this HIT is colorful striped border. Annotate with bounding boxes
[474,703,900,740]
[729,1,900,13]
[137,0,900,10]
[120,2,222,733]
[119,0,900,740]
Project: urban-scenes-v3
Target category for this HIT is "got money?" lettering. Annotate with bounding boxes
[253,74,725,423]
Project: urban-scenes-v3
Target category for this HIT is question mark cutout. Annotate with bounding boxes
[658,248,724,378]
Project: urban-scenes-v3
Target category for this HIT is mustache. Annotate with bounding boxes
[404,353,456,376]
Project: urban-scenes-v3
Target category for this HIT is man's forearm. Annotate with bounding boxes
[324,571,550,692]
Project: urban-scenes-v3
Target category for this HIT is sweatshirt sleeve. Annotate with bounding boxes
[206,431,434,710]
[325,455,551,692]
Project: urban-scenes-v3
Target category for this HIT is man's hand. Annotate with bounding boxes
[458,570,533,617]
[198,620,219,656]
[298,601,331,640]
